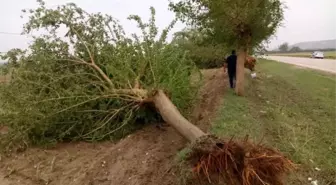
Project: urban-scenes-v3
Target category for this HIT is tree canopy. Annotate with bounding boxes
[289,46,301,52]
[278,42,289,52]
[172,28,227,68]
[169,0,284,95]
[169,0,284,49]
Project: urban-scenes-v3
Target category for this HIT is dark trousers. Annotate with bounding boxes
[228,69,236,88]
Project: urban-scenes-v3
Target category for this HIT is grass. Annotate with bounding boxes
[212,59,336,184]
[271,51,336,59]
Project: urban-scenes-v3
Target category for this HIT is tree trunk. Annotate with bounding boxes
[235,48,246,96]
[152,90,205,142]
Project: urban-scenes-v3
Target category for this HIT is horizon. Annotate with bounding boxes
[269,39,336,51]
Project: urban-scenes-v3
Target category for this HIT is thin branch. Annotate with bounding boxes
[82,103,134,137]
[70,27,114,88]
[99,107,135,139]
[34,96,95,104]
[44,96,103,118]
[56,58,86,65]
[90,62,114,88]
[35,89,147,105]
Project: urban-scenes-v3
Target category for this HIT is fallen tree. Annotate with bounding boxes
[0,1,294,184]
[0,2,201,147]
[107,88,295,184]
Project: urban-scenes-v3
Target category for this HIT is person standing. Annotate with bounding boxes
[225,50,237,89]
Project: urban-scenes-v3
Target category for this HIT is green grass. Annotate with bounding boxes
[212,60,336,184]
[271,51,336,59]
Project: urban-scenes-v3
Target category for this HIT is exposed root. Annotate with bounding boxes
[188,135,296,185]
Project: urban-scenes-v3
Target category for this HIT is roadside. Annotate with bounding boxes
[212,59,336,184]
[266,56,336,73]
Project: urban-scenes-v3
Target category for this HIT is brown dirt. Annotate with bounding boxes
[0,68,227,185]
[0,75,10,83]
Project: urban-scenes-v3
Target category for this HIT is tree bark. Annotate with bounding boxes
[235,48,246,96]
[152,90,206,142]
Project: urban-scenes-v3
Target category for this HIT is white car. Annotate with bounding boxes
[311,51,324,59]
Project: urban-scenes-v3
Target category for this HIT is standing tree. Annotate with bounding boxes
[172,28,228,69]
[278,42,289,52]
[169,0,285,95]
[290,46,301,52]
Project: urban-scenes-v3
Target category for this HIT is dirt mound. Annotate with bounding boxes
[0,68,227,185]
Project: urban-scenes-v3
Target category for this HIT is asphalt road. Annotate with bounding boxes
[266,56,336,74]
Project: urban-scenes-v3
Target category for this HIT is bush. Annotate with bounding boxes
[172,29,227,69]
[194,58,224,69]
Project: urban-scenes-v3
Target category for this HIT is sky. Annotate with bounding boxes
[0,0,335,54]
[271,0,336,49]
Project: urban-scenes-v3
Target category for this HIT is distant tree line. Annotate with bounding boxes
[269,42,336,53]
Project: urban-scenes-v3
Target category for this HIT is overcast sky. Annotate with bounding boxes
[0,0,335,53]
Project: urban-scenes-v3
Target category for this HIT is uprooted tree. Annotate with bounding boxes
[0,1,294,184]
[169,0,285,95]
[0,1,202,146]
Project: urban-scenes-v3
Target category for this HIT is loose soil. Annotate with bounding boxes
[0,68,227,185]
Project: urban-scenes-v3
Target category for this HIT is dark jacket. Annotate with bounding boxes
[225,54,237,72]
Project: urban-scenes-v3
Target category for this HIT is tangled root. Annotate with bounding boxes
[188,135,296,185]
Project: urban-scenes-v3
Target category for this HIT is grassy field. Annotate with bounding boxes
[212,60,336,184]
[271,51,336,59]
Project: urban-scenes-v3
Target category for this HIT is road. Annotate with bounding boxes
[266,56,336,74]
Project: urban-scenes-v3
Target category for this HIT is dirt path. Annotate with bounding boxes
[266,56,336,73]
[0,176,11,185]
[0,68,227,185]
